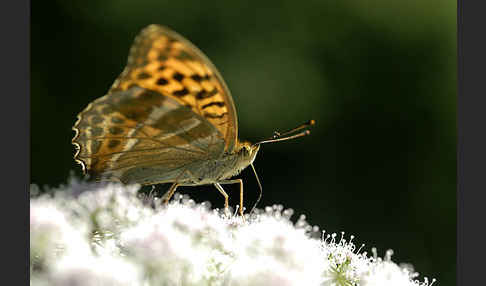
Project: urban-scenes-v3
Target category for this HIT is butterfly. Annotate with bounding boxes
[72,25,314,216]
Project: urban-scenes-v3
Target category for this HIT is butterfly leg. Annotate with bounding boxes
[218,179,244,217]
[160,169,196,205]
[214,183,230,215]
[161,182,179,205]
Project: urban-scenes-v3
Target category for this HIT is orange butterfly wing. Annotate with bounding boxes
[109,25,238,152]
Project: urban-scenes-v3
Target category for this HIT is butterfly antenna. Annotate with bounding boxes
[274,119,315,138]
[249,163,263,215]
[254,119,315,145]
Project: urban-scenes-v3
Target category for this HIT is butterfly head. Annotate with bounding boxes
[238,141,260,165]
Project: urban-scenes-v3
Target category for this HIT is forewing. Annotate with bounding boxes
[110,25,238,152]
[72,86,225,185]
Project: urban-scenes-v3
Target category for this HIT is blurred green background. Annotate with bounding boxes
[31,0,456,284]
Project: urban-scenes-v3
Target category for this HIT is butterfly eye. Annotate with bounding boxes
[241,145,251,155]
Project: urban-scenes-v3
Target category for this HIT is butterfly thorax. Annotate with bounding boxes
[187,142,260,185]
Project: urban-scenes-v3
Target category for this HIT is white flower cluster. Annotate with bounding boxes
[30,179,436,286]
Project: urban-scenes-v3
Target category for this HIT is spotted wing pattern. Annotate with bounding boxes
[109,25,238,152]
[72,86,225,185]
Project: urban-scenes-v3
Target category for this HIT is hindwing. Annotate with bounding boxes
[72,86,225,185]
